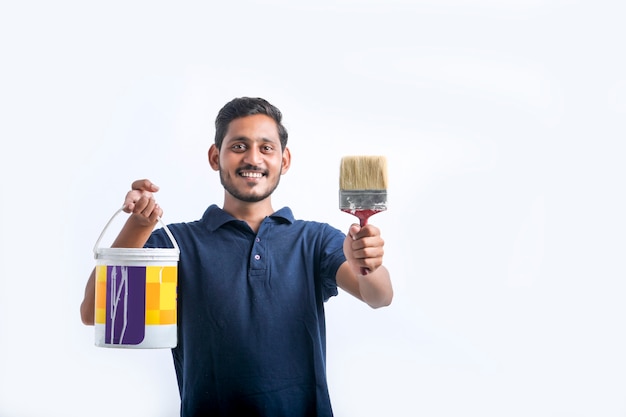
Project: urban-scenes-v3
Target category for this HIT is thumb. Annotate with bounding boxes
[348,224,361,240]
[131,179,160,192]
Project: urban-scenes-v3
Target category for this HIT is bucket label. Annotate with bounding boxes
[95,264,177,346]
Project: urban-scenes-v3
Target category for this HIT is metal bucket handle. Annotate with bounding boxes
[93,207,180,257]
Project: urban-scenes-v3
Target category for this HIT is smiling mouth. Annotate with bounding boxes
[238,170,266,178]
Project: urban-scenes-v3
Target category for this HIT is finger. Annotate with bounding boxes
[350,251,383,274]
[132,195,156,215]
[358,224,380,238]
[351,242,385,259]
[349,224,381,241]
[356,249,384,272]
[123,191,148,213]
[147,204,163,223]
[123,190,140,212]
[350,235,385,263]
[140,196,158,216]
[122,201,133,213]
[131,179,160,192]
[123,195,136,213]
[348,224,361,240]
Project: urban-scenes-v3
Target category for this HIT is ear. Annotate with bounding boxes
[208,144,220,171]
[281,147,292,175]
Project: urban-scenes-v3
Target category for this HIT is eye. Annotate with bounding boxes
[231,143,247,152]
[261,145,275,153]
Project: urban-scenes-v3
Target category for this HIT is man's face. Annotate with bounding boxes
[213,114,289,203]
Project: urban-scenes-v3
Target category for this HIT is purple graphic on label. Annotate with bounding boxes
[105,265,146,345]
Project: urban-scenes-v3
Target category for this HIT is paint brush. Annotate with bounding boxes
[339,155,388,275]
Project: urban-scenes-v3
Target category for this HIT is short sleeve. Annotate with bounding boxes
[318,224,346,302]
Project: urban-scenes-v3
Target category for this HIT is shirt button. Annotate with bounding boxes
[254,254,261,260]
[255,237,261,242]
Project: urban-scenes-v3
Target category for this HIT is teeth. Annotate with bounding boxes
[241,172,263,178]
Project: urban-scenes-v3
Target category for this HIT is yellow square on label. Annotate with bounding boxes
[160,282,177,310]
[146,283,161,310]
[161,266,177,283]
[145,266,161,283]
[95,308,106,324]
[145,309,160,325]
[160,309,176,325]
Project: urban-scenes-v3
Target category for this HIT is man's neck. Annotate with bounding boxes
[222,196,274,233]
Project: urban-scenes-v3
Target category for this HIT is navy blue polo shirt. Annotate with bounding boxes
[146,205,346,417]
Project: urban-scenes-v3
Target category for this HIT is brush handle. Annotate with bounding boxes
[359,216,370,276]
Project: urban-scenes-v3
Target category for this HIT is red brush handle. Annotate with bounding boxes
[358,215,370,275]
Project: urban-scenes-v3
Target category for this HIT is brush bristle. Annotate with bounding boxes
[339,155,388,190]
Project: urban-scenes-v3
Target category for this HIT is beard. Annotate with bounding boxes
[219,165,282,203]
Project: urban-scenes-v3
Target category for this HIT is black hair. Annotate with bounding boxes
[214,97,288,150]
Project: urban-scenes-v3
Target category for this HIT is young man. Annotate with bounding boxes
[80,97,393,416]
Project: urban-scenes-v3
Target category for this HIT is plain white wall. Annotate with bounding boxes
[1,1,625,416]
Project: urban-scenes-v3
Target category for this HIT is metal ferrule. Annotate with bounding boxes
[339,189,388,210]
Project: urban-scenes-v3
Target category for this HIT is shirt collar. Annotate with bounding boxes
[201,205,294,232]
[269,206,295,224]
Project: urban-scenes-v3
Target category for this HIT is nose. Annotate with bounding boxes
[243,146,263,166]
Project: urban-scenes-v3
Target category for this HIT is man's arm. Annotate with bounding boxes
[336,223,393,309]
[79,179,163,325]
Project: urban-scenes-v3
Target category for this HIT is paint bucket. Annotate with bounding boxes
[93,208,179,349]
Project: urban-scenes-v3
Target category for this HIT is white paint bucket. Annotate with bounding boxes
[93,208,179,349]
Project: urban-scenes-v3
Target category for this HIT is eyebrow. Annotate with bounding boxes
[226,136,279,145]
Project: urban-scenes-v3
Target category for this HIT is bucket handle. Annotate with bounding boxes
[93,207,180,257]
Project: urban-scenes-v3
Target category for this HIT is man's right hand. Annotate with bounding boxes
[123,179,163,225]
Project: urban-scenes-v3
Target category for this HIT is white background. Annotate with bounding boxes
[1,1,625,416]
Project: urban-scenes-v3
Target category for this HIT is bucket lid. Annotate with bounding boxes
[95,247,179,262]
[93,208,180,259]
